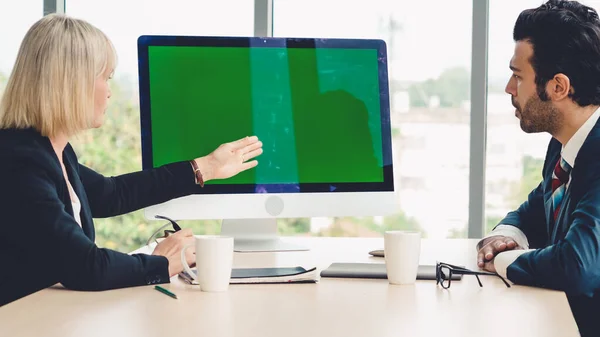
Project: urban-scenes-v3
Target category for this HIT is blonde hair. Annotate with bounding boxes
[0,14,117,137]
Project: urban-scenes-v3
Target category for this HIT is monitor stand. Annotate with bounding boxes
[220,218,309,253]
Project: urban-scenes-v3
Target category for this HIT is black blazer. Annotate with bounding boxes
[499,118,600,336]
[0,128,200,306]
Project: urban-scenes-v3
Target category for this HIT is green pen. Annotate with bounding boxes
[154,285,178,299]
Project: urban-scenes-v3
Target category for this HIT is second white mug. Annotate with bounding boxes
[181,235,234,292]
[384,231,421,285]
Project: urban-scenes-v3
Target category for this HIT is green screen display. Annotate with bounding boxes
[148,46,383,185]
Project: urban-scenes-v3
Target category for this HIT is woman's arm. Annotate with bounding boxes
[78,160,199,218]
[1,165,171,291]
[75,135,263,218]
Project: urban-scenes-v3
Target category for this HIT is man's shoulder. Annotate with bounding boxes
[576,125,600,166]
[568,124,600,186]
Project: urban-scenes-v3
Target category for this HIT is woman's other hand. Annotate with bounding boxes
[194,136,263,181]
[152,228,195,277]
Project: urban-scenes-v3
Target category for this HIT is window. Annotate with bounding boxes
[58,0,474,250]
[0,1,41,93]
[400,177,426,190]
[66,0,254,251]
[20,0,595,250]
[274,0,473,239]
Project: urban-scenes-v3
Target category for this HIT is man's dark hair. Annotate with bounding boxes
[514,0,600,106]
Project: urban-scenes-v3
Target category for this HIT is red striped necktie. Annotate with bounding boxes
[551,157,571,222]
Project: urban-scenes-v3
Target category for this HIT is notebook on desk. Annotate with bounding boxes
[320,263,462,280]
[179,266,319,285]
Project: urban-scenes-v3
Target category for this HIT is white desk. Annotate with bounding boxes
[0,238,579,337]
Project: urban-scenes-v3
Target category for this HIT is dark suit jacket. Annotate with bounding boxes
[0,128,200,306]
[499,119,600,336]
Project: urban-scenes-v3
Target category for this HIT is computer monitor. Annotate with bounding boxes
[137,35,397,252]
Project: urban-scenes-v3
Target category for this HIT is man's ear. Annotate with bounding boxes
[547,73,571,100]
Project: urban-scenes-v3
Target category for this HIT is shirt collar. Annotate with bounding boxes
[561,106,600,168]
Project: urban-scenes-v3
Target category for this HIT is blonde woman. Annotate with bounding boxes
[0,14,262,306]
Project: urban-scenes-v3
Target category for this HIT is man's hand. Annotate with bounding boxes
[477,235,521,268]
[482,260,496,273]
[152,228,196,277]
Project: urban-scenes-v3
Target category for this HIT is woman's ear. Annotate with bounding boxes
[547,73,571,100]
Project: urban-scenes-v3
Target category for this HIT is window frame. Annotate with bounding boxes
[45,0,490,238]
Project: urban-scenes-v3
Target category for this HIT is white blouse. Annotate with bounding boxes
[67,182,82,227]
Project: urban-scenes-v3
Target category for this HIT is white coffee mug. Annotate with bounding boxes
[181,235,234,292]
[384,231,421,285]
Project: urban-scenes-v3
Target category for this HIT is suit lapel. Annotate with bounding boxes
[63,152,94,240]
[550,187,572,243]
[544,196,554,237]
[544,148,561,243]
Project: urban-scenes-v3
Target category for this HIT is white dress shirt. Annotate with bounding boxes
[482,106,600,280]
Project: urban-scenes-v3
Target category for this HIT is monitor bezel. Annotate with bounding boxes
[137,35,394,195]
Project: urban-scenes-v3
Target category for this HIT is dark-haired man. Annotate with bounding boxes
[476,0,600,335]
